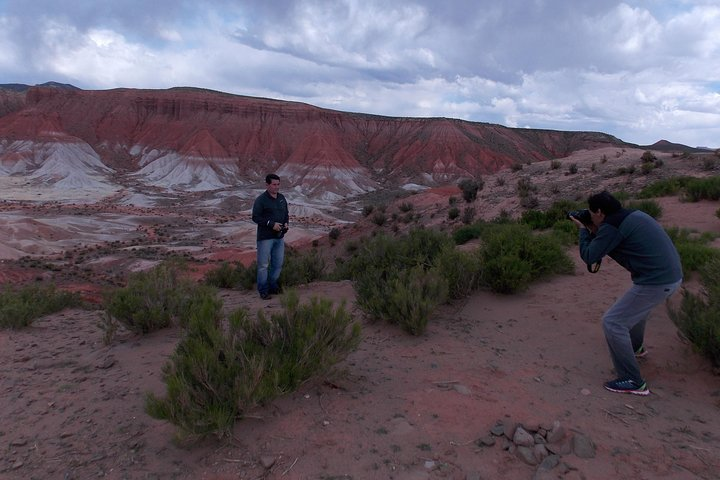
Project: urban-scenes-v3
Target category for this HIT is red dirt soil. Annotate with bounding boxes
[1,195,719,480]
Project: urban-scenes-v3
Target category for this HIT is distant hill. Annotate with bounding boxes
[0,83,696,199]
[646,139,714,153]
[0,81,80,92]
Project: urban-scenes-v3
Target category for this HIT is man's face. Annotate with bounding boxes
[267,179,280,196]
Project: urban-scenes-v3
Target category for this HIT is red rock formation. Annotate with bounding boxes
[0,85,634,197]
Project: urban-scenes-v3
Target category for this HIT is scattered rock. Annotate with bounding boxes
[489,423,505,437]
[96,356,116,370]
[572,433,596,458]
[516,445,538,465]
[475,435,496,447]
[10,438,27,446]
[259,455,276,469]
[513,426,535,447]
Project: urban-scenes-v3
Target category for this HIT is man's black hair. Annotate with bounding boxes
[588,190,622,215]
[265,173,280,184]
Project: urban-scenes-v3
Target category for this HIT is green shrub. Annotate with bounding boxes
[398,202,414,212]
[104,261,201,334]
[329,227,341,241]
[145,290,360,439]
[362,205,375,217]
[458,178,483,203]
[637,176,693,198]
[371,211,387,226]
[203,261,252,289]
[477,224,574,294]
[0,284,81,329]
[452,223,485,245]
[684,176,720,201]
[668,258,720,367]
[625,199,662,219]
[432,247,483,299]
[448,207,460,220]
[461,206,476,224]
[666,227,720,277]
[520,199,582,230]
[356,266,448,335]
[280,248,326,286]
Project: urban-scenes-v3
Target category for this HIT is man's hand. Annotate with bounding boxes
[272,222,282,232]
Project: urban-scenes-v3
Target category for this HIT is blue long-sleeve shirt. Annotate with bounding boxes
[579,209,682,285]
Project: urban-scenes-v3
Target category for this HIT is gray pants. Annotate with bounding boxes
[602,279,682,383]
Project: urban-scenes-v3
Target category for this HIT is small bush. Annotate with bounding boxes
[640,162,655,175]
[458,178,483,203]
[204,261,253,289]
[433,247,482,299]
[625,199,662,219]
[567,163,578,174]
[666,227,720,277]
[104,261,200,334]
[398,201,414,212]
[461,206,476,224]
[371,211,387,226]
[280,249,326,286]
[550,160,561,170]
[0,284,81,329]
[641,150,656,163]
[145,290,360,439]
[684,176,720,201]
[668,258,720,367]
[638,176,693,198]
[356,266,448,335]
[477,224,574,294]
[362,205,375,217]
[329,227,341,241]
[448,207,460,220]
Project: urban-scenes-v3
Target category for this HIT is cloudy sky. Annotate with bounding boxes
[1,0,718,148]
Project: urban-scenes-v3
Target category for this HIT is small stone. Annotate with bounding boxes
[453,384,471,395]
[260,455,276,469]
[546,441,572,455]
[10,439,27,447]
[476,435,496,447]
[546,421,566,444]
[580,388,591,396]
[516,446,538,466]
[538,454,561,471]
[533,443,549,462]
[12,460,24,469]
[490,424,505,436]
[533,433,546,444]
[572,433,596,459]
[96,356,116,370]
[503,420,518,440]
[424,460,435,469]
[513,427,535,447]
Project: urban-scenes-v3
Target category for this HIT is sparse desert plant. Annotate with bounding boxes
[448,207,460,220]
[461,206,476,224]
[495,177,506,187]
[433,247,482,299]
[280,248,326,286]
[398,201,414,212]
[567,163,578,174]
[0,284,81,329]
[203,261,247,289]
[625,199,662,219]
[665,227,720,277]
[550,160,561,170]
[458,178,484,203]
[371,211,387,226]
[478,224,574,294]
[640,162,655,175]
[638,176,693,198]
[329,227,341,242]
[684,176,720,201]
[356,266,448,335]
[145,290,360,439]
[516,177,536,198]
[104,261,201,334]
[511,163,524,172]
[668,258,720,367]
[449,196,458,206]
[362,205,375,217]
[641,150,657,163]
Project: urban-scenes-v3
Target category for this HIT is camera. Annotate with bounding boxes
[277,223,289,237]
[566,209,593,226]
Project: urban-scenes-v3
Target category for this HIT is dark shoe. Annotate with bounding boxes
[269,286,282,295]
[604,378,650,396]
[634,345,648,358]
[259,293,271,300]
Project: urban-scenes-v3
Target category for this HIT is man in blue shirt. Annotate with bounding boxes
[571,191,682,395]
[251,174,289,300]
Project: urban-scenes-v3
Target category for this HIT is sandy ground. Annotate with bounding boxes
[1,194,720,480]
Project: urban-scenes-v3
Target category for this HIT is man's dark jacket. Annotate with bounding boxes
[252,191,289,240]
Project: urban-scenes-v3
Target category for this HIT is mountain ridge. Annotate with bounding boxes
[0,83,702,200]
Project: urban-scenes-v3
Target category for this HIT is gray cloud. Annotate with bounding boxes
[0,0,718,147]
